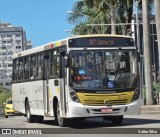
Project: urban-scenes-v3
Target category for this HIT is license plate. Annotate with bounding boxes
[101,108,113,113]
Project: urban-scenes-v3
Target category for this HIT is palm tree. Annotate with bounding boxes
[67,0,153,35]
[90,0,120,34]
[67,0,134,35]
[84,0,134,34]
[67,0,111,35]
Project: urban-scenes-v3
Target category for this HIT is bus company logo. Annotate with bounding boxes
[2,129,11,134]
[104,99,110,105]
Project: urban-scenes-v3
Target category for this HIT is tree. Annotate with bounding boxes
[142,0,154,105]
[67,1,103,34]
[67,0,155,35]
[84,0,134,34]
[90,0,120,34]
[67,0,111,35]
[67,0,134,35]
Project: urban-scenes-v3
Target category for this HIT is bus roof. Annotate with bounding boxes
[12,38,68,58]
[12,34,133,59]
[69,34,132,39]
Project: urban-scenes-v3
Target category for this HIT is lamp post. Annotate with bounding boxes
[64,29,75,37]
[67,11,95,34]
[64,29,72,34]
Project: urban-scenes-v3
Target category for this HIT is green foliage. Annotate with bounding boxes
[153,83,160,93]
[142,82,160,105]
[0,87,11,106]
[67,0,134,35]
[67,0,154,35]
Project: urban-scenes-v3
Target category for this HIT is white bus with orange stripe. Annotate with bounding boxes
[12,34,140,127]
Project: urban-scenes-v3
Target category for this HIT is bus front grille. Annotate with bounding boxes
[83,99,128,106]
[77,92,134,106]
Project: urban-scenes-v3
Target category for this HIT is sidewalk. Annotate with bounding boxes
[141,105,160,114]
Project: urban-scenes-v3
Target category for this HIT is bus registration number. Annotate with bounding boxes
[101,108,113,113]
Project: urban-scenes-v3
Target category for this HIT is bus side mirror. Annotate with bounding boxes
[64,58,69,68]
[60,52,68,78]
[62,53,69,68]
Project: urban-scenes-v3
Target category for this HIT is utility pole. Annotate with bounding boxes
[142,0,153,105]
[135,0,140,53]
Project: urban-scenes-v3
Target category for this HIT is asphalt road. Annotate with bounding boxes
[0,114,160,137]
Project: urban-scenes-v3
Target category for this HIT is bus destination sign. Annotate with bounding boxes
[69,37,134,48]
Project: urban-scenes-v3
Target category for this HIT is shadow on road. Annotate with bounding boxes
[123,117,160,126]
[35,117,160,129]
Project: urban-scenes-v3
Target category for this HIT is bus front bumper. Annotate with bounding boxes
[67,99,141,118]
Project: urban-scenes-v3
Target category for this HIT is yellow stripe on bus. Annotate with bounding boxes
[77,91,134,106]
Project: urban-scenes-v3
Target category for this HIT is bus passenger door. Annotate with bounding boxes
[43,50,67,117]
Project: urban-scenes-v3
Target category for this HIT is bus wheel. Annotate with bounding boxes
[26,100,35,123]
[4,115,8,118]
[54,102,66,127]
[111,116,123,125]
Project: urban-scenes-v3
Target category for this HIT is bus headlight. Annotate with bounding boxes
[132,86,140,101]
[69,88,80,103]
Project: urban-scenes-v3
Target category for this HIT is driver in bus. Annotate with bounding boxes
[115,63,127,73]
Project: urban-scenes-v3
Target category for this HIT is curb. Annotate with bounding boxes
[141,105,160,114]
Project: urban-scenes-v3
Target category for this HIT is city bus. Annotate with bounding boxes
[12,34,140,127]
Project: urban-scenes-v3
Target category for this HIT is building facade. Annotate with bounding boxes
[0,22,32,90]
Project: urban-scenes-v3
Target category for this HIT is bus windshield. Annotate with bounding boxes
[69,49,139,90]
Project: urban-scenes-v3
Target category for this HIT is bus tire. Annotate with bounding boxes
[70,117,86,121]
[4,115,8,118]
[111,116,123,125]
[54,101,66,127]
[26,100,35,123]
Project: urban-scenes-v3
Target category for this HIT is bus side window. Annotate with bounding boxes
[18,58,23,81]
[37,54,43,79]
[50,50,59,77]
[30,55,36,80]
[13,59,17,81]
[24,57,29,80]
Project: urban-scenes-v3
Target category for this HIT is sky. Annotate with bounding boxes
[0,0,155,48]
[0,0,77,47]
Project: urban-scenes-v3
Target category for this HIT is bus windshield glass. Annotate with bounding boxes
[69,49,139,90]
